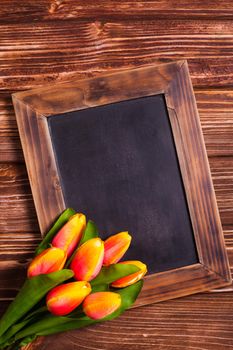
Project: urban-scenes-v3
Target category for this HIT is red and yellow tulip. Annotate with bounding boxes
[71,238,104,281]
[83,292,121,320]
[27,247,66,278]
[46,281,91,316]
[111,260,147,288]
[52,213,86,258]
[103,232,131,266]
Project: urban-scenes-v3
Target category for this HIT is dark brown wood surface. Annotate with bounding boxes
[1,1,233,349]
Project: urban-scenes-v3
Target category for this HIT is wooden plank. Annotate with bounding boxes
[0,163,40,233]
[209,157,233,228]
[0,163,41,299]
[1,58,233,90]
[1,21,233,91]
[0,93,23,162]
[1,0,233,23]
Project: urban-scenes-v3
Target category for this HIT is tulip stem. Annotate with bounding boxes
[0,306,48,347]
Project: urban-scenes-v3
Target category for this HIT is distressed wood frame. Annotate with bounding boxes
[12,61,231,306]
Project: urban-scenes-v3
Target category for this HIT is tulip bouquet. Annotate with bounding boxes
[0,208,147,349]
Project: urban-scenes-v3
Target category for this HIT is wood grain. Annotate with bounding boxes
[0,93,23,162]
[1,0,233,22]
[1,2,233,349]
[0,163,40,300]
[1,20,233,92]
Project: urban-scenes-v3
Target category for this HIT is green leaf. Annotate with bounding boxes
[37,316,95,336]
[0,269,74,338]
[91,263,140,286]
[0,319,32,347]
[13,314,93,340]
[35,208,76,255]
[106,280,143,318]
[0,306,48,345]
[13,281,143,339]
[91,284,109,293]
[79,220,98,245]
[65,220,98,268]
[23,306,48,321]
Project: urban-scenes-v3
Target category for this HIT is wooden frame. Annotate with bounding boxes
[12,61,231,307]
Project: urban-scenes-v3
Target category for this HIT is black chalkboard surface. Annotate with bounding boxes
[48,94,198,274]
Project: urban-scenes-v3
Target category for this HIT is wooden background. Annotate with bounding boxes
[1,1,233,349]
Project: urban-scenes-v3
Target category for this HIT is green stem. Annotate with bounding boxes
[0,270,73,338]
[0,306,48,346]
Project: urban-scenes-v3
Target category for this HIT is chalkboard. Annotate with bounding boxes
[14,62,231,305]
[48,94,198,274]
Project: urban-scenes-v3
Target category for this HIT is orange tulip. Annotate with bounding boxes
[52,213,86,257]
[71,238,104,281]
[111,260,147,288]
[103,232,131,266]
[27,247,66,278]
[46,281,91,316]
[83,292,121,320]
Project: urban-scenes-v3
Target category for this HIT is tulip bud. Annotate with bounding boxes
[27,247,66,278]
[52,213,86,258]
[103,232,131,266]
[111,260,147,288]
[83,292,121,320]
[71,238,104,281]
[46,281,91,316]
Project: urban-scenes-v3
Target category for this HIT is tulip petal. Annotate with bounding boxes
[65,220,99,268]
[27,247,67,278]
[35,208,76,256]
[111,261,147,288]
[83,292,121,320]
[47,281,91,316]
[103,232,132,266]
[52,213,86,257]
[71,238,104,281]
